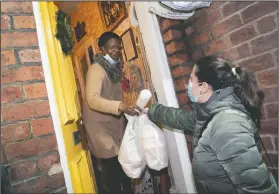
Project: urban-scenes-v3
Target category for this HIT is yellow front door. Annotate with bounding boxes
[39,2,97,193]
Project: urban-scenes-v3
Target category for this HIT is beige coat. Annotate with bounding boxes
[83,63,125,159]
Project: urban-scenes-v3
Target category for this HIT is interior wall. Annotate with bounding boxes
[70,2,156,105]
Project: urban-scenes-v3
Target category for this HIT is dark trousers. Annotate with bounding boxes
[92,155,132,194]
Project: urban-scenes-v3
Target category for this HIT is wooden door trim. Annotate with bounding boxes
[33,2,73,193]
[72,36,96,101]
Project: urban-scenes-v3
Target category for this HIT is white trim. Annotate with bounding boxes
[32,2,73,193]
[134,2,197,193]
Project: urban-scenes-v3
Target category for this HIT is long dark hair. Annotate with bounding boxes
[195,56,264,126]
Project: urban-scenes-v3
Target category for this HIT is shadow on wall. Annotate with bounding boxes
[1,166,12,194]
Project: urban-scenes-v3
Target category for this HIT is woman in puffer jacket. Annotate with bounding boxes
[146,56,278,194]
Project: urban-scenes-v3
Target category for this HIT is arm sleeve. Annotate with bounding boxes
[86,64,121,115]
[148,104,196,133]
[210,119,277,194]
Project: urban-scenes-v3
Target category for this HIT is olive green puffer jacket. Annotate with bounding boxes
[148,87,278,194]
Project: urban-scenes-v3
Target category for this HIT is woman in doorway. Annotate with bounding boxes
[145,56,278,193]
[83,31,138,193]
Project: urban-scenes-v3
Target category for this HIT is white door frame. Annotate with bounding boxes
[32,2,73,193]
[134,2,196,193]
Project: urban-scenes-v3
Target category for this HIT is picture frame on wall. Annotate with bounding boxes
[87,46,95,64]
[121,28,138,61]
[98,1,128,31]
[74,21,86,42]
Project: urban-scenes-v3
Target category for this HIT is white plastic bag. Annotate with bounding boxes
[139,114,168,171]
[118,114,146,178]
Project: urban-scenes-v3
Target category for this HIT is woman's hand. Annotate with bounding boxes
[142,108,149,115]
[119,102,141,116]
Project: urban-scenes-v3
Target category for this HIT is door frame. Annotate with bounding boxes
[33,1,196,193]
[134,2,196,193]
[32,2,73,193]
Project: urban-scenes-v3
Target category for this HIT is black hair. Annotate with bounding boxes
[98,32,121,49]
[195,56,264,126]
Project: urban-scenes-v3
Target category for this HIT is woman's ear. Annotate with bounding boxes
[200,82,211,95]
[101,46,106,54]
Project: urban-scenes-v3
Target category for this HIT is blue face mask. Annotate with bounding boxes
[187,81,199,103]
[104,54,120,68]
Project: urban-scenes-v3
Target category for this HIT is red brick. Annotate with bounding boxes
[18,49,41,63]
[1,2,33,13]
[168,53,189,67]
[166,41,186,55]
[221,43,251,62]
[264,103,278,119]
[11,161,37,181]
[23,83,47,99]
[262,87,278,103]
[31,118,54,137]
[1,149,7,164]
[251,31,278,55]
[185,134,193,142]
[163,29,182,43]
[260,119,278,134]
[1,50,17,66]
[13,175,48,193]
[205,2,225,13]
[239,53,274,72]
[182,105,192,111]
[261,107,266,120]
[1,123,30,144]
[257,68,278,87]
[5,135,57,161]
[2,100,50,122]
[174,79,187,92]
[212,15,242,38]
[262,153,278,167]
[260,136,274,152]
[222,2,254,17]
[272,49,278,67]
[13,174,64,193]
[194,9,222,32]
[257,15,277,34]
[274,137,278,151]
[1,66,44,84]
[190,30,212,47]
[177,93,188,106]
[172,65,192,79]
[13,16,36,29]
[161,19,180,32]
[192,49,203,61]
[203,37,231,56]
[57,187,67,194]
[38,152,60,173]
[1,15,11,30]
[1,85,22,104]
[229,25,257,45]
[46,173,65,190]
[184,27,195,36]
[1,32,38,48]
[241,2,278,24]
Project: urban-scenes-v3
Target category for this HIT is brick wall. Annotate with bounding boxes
[1,2,66,193]
[159,1,278,178]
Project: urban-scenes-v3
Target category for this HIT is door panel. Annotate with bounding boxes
[39,2,97,193]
